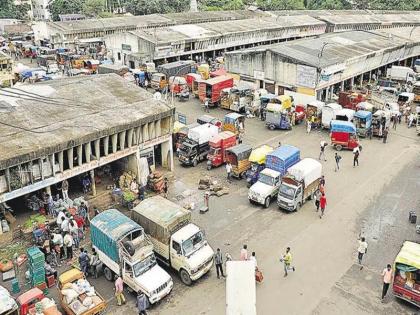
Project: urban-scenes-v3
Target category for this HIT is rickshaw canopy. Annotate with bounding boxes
[16,288,44,305]
[395,241,420,270]
[224,112,244,123]
[58,268,84,286]
[266,102,284,113]
[227,144,252,160]
[260,93,277,102]
[248,145,274,164]
[354,110,372,120]
[330,120,357,133]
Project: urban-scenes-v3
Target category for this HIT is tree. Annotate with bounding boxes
[49,0,85,21]
[0,0,30,19]
[125,0,189,15]
[83,0,106,17]
[256,0,305,10]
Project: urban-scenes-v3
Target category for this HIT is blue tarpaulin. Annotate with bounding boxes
[330,120,357,133]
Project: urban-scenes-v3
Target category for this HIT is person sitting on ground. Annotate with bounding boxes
[44,261,58,279]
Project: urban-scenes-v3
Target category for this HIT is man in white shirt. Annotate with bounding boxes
[56,211,66,226]
[63,232,74,260]
[226,162,232,182]
[61,216,70,234]
[249,251,257,269]
[357,237,368,267]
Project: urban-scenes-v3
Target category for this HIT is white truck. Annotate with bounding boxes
[131,196,214,285]
[90,209,173,304]
[321,103,342,128]
[277,158,322,212]
[226,261,256,315]
[386,66,417,84]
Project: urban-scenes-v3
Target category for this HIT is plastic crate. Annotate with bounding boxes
[31,274,46,285]
[29,266,45,278]
[27,247,45,265]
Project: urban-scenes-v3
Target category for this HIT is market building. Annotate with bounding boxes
[0,74,174,205]
[225,28,420,100]
[105,15,326,67]
[0,51,14,87]
[31,10,262,48]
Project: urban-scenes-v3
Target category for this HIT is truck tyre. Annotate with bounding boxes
[264,197,271,208]
[335,144,343,151]
[103,267,114,281]
[180,269,192,286]
[193,159,198,167]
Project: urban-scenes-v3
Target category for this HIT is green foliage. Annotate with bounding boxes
[0,0,29,19]
[307,0,351,9]
[256,0,305,10]
[125,0,189,15]
[83,0,106,17]
[49,0,85,21]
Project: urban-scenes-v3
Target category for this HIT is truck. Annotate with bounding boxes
[131,196,215,286]
[321,103,342,128]
[178,123,219,166]
[338,91,366,110]
[206,131,237,170]
[226,261,256,315]
[90,209,173,304]
[199,75,234,106]
[151,60,195,91]
[248,145,300,208]
[277,158,322,212]
[386,66,417,84]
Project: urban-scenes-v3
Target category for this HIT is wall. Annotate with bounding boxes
[105,33,141,65]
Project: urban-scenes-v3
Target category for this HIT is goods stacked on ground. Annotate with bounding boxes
[27,247,47,292]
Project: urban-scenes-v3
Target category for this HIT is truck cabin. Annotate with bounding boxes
[179,138,199,155]
[278,177,301,201]
[258,169,280,187]
[397,92,414,106]
[172,224,206,259]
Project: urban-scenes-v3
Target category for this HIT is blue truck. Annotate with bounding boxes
[248,145,300,208]
[90,209,173,304]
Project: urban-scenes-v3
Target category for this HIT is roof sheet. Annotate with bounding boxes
[0,74,173,168]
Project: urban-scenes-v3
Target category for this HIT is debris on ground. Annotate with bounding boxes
[0,241,28,261]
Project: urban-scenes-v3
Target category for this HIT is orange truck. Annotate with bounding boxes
[206,131,237,170]
[199,75,234,107]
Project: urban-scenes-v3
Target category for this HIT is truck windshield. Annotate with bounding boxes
[208,148,219,156]
[133,254,157,277]
[279,184,296,199]
[182,231,205,257]
[258,174,275,186]
[179,144,191,154]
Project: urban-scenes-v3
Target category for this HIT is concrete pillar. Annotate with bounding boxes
[50,154,55,175]
[111,134,118,153]
[142,124,149,142]
[58,151,64,173]
[274,85,279,95]
[359,74,363,86]
[90,169,96,196]
[369,71,372,82]
[316,90,322,100]
[262,81,266,89]
[67,148,74,169]
[411,58,415,67]
[135,127,141,145]
[350,77,355,89]
[84,143,91,163]
[201,52,205,60]
[45,185,51,196]
[77,145,83,166]
[119,131,126,150]
[103,136,109,156]
[94,139,100,159]
[161,138,174,171]
[148,122,155,140]
[340,81,345,91]
[155,120,161,138]
[39,158,44,180]
[5,168,11,192]
[212,50,216,58]
[127,129,134,147]
[404,59,407,66]
[330,85,334,99]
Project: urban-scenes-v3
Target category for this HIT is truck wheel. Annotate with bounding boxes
[103,267,114,281]
[335,145,343,151]
[193,159,198,167]
[180,269,192,286]
[264,197,271,208]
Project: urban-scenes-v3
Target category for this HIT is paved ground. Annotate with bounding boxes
[1,76,419,315]
[102,95,420,314]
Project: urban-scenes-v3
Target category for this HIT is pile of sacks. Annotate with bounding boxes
[119,171,137,189]
[61,278,102,315]
[198,177,229,197]
[33,297,59,315]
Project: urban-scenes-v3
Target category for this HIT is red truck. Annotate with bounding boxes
[338,91,366,110]
[199,75,234,106]
[206,131,237,170]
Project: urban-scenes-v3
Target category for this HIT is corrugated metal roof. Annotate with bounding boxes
[91,209,142,240]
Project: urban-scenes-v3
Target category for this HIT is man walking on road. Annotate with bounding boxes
[281,247,295,277]
[319,193,327,218]
[314,189,321,212]
[319,141,327,161]
[226,161,232,182]
[334,152,342,171]
[115,274,126,306]
[353,146,360,167]
[357,237,368,268]
[136,292,149,315]
[381,264,393,302]
[383,127,389,143]
[214,248,225,278]
[240,244,248,261]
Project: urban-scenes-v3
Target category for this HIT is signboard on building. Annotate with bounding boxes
[122,44,131,52]
[296,65,317,88]
[253,70,265,81]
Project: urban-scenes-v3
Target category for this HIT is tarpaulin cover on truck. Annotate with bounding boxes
[330,120,357,133]
[132,196,191,244]
[287,158,322,187]
[90,209,142,262]
[266,145,300,176]
[395,241,420,270]
[227,144,252,160]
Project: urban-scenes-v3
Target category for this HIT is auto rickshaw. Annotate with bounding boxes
[84,59,100,73]
[265,103,291,130]
[353,110,372,138]
[226,143,253,178]
[222,113,245,136]
[71,55,88,69]
[372,110,391,137]
[306,101,325,128]
[16,288,62,315]
[197,114,222,128]
[169,76,187,96]
[220,88,232,110]
[22,45,37,58]
[173,121,186,150]
[330,120,360,151]
[229,84,254,113]
[245,144,273,187]
[259,94,277,121]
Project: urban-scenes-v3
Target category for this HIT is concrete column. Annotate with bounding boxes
[77,145,83,166]
[111,134,118,153]
[369,71,372,82]
[148,122,155,140]
[316,90,322,100]
[135,127,141,145]
[350,77,355,89]
[330,85,334,99]
[404,59,407,66]
[5,168,11,192]
[50,154,55,175]
[161,138,174,171]
[212,50,216,58]
[340,81,345,91]
[84,143,91,163]
[142,124,149,142]
[127,129,134,147]
[274,85,279,95]
[58,151,64,173]
[90,169,96,196]
[201,52,205,60]
[94,139,100,159]
[103,136,109,156]
[359,74,363,86]
[262,81,266,89]
[67,148,74,169]
[155,120,161,137]
[411,58,415,67]
[39,158,44,180]
[119,131,126,150]
[45,185,51,196]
